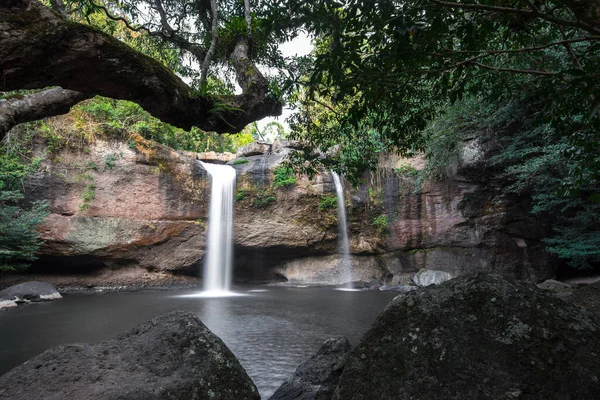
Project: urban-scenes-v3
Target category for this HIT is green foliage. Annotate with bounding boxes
[0,151,48,271]
[427,85,600,268]
[273,166,296,188]
[232,158,249,165]
[78,172,96,211]
[236,188,250,201]
[41,121,67,154]
[68,96,256,153]
[252,191,276,208]
[236,186,276,208]
[275,0,600,188]
[318,193,337,210]
[85,161,99,171]
[372,214,389,234]
[394,164,419,177]
[104,153,118,170]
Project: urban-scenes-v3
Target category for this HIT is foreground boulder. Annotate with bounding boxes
[568,280,600,316]
[270,337,351,400]
[0,311,259,400]
[333,274,600,399]
[0,281,61,303]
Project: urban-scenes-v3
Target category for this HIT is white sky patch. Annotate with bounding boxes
[255,32,313,134]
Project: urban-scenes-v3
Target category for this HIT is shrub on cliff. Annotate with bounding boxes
[0,152,48,272]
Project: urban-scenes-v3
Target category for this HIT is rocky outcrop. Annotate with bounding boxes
[273,255,384,286]
[0,311,260,400]
[567,280,600,316]
[0,281,61,303]
[333,274,600,399]
[411,269,454,287]
[269,337,351,400]
[236,142,271,157]
[24,134,209,279]
[14,132,556,286]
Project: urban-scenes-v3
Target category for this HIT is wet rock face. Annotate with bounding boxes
[270,336,351,400]
[333,274,600,400]
[0,311,260,400]
[0,281,61,303]
[23,136,555,285]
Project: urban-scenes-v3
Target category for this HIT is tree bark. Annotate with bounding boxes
[0,88,91,139]
[0,0,281,134]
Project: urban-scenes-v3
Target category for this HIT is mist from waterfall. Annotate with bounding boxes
[331,171,353,288]
[199,161,236,295]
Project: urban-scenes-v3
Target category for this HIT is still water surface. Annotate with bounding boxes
[0,286,396,398]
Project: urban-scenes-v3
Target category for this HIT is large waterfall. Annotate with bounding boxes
[331,172,353,287]
[199,161,236,294]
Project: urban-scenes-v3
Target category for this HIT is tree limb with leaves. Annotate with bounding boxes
[0,0,283,138]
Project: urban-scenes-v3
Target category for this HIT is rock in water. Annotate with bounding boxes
[411,269,453,287]
[270,337,351,400]
[0,281,61,303]
[0,311,259,400]
[0,300,17,310]
[333,274,600,400]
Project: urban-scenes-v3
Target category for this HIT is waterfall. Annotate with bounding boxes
[199,161,236,294]
[331,171,353,287]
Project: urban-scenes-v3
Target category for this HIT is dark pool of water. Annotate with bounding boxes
[0,286,396,398]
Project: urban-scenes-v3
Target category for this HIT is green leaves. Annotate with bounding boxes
[0,151,49,271]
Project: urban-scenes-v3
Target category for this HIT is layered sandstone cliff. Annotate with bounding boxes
[17,134,555,287]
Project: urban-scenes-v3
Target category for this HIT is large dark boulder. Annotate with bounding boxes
[333,274,600,400]
[0,281,61,303]
[568,280,600,316]
[0,311,259,400]
[270,336,351,400]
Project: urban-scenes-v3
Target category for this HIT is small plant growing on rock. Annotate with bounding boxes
[372,214,389,234]
[232,158,249,165]
[236,189,250,201]
[273,166,296,188]
[104,154,118,170]
[319,194,337,210]
[394,164,419,176]
[85,161,98,171]
[252,190,276,208]
[78,173,96,211]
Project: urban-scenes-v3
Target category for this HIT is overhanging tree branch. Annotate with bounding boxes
[430,0,600,35]
[199,0,219,85]
[0,0,282,134]
[0,88,91,139]
[467,61,560,76]
[91,1,206,62]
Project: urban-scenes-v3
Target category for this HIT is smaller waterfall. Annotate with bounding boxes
[331,172,353,288]
[199,161,236,294]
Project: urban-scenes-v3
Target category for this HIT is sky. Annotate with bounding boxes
[255,33,313,133]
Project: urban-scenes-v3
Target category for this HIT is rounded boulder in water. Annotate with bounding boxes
[0,281,62,303]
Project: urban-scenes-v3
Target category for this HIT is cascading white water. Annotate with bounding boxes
[331,171,353,287]
[199,161,236,294]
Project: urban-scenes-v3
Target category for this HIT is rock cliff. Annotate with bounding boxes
[11,134,555,287]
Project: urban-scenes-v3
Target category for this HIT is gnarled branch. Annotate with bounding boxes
[199,0,219,85]
[0,88,91,139]
[0,0,282,134]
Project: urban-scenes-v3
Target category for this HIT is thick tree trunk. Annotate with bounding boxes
[0,0,281,135]
[0,88,91,139]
